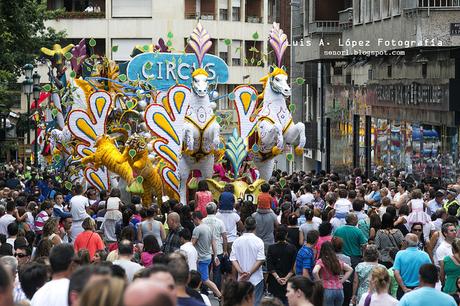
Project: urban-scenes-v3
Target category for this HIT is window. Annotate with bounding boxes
[422,63,427,78]
[112,0,151,17]
[219,0,228,20]
[111,39,152,61]
[232,0,241,21]
[333,66,343,76]
[218,85,229,109]
[393,0,401,15]
[232,40,241,66]
[355,0,364,23]
[364,0,372,22]
[219,40,229,64]
[373,0,380,20]
[387,65,392,78]
[346,72,352,84]
[382,0,390,17]
[368,69,373,80]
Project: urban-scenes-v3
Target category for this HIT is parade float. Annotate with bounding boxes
[35,22,306,206]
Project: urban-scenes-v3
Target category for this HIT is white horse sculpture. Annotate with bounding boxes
[178,68,221,203]
[250,66,306,181]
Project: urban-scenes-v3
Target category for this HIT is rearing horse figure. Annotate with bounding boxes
[253,23,306,180]
[178,22,221,204]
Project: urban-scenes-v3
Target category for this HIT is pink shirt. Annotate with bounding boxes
[316,258,344,289]
[195,191,213,217]
[315,235,333,258]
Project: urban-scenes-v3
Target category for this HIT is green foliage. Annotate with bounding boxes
[0,0,66,106]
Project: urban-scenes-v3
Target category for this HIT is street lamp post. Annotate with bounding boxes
[32,71,41,169]
[22,64,34,165]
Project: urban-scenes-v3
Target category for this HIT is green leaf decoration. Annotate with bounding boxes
[287,153,294,161]
[136,176,144,184]
[64,52,72,60]
[167,32,174,39]
[296,77,305,85]
[225,128,248,179]
[69,71,76,78]
[145,61,152,70]
[42,84,52,92]
[129,149,136,158]
[143,45,149,51]
[279,178,286,188]
[224,39,232,46]
[118,74,127,82]
[289,104,296,113]
[126,180,144,194]
[65,181,73,190]
[252,32,259,40]
[89,38,96,47]
[257,60,262,66]
[249,46,259,53]
[250,58,255,64]
[166,40,172,47]
[52,109,58,117]
[127,100,134,109]
[216,116,222,124]
[112,45,119,52]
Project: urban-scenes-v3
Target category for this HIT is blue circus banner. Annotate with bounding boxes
[126,52,229,91]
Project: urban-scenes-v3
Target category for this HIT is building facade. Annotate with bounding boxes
[293,0,460,182]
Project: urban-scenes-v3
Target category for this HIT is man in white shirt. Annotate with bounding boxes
[230,216,265,306]
[334,189,352,218]
[179,228,198,271]
[296,185,315,206]
[202,202,227,290]
[435,223,457,266]
[0,201,16,236]
[113,240,142,283]
[31,243,75,306]
[69,184,90,241]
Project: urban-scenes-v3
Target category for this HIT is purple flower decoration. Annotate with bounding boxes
[71,39,87,76]
[188,22,212,68]
[269,23,288,68]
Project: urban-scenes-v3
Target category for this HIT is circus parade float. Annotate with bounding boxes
[34,22,306,206]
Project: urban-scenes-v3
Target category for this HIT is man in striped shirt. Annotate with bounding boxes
[34,202,53,237]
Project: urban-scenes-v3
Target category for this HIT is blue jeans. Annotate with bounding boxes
[323,288,344,306]
[254,280,264,306]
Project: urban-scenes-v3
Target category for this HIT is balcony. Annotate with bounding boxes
[308,21,341,34]
[403,0,460,8]
[246,16,263,23]
[338,8,353,28]
[47,0,105,18]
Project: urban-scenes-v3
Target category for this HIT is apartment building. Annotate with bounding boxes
[293,0,460,181]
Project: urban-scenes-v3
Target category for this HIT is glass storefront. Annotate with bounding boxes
[329,116,459,183]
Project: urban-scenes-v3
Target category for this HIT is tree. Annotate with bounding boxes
[0,0,66,110]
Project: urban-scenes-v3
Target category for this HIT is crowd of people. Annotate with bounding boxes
[1,161,460,306]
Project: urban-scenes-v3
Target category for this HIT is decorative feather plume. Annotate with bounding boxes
[188,22,212,67]
[225,128,248,179]
[269,22,289,67]
[71,39,87,75]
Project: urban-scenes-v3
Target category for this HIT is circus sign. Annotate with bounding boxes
[127,52,229,90]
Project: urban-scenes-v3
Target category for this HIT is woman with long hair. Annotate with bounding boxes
[42,217,62,246]
[79,278,125,306]
[286,276,323,306]
[313,242,353,306]
[140,234,163,267]
[358,266,398,305]
[375,213,404,268]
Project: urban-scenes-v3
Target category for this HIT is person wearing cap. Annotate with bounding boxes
[444,189,459,216]
[427,190,446,216]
